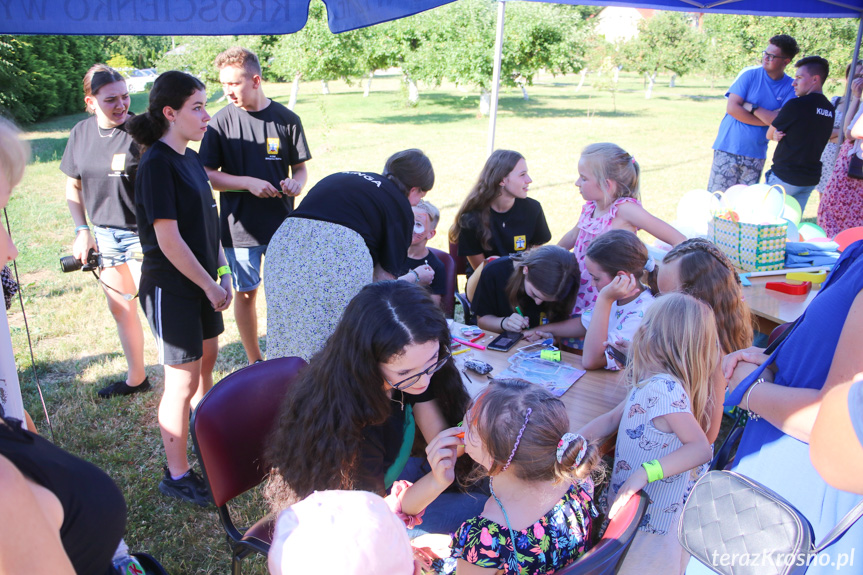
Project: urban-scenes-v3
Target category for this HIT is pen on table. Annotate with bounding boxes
[469,332,486,343]
[452,336,486,350]
[453,347,470,356]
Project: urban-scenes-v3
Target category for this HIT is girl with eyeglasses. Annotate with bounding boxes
[266,280,485,536]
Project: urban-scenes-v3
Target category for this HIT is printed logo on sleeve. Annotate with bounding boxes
[514,235,527,251]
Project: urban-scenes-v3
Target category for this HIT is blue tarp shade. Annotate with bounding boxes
[0,0,455,35]
[523,0,863,18]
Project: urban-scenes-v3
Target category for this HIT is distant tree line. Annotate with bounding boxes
[1,4,858,123]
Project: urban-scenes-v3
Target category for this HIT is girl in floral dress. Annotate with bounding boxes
[558,143,684,317]
[437,379,603,575]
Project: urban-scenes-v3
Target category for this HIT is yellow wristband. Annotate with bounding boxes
[642,459,664,483]
[217,265,232,278]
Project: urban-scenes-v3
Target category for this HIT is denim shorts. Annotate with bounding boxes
[224,245,267,292]
[93,226,142,268]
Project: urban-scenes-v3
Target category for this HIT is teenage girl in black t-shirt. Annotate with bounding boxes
[266,281,483,536]
[128,71,233,506]
[60,64,149,400]
[449,150,551,281]
[472,245,580,339]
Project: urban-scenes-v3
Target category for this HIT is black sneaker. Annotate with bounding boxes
[97,377,152,399]
[158,467,211,507]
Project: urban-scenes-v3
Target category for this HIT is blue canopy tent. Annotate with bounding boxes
[0,0,860,152]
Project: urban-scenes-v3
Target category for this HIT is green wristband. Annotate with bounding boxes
[642,459,664,483]
[217,265,232,278]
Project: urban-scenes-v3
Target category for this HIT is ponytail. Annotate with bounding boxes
[127,70,206,151]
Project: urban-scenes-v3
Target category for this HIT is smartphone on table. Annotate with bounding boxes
[487,331,524,352]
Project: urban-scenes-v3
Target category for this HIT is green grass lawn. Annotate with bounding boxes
[6,70,824,573]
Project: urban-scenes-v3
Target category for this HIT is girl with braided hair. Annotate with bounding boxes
[435,378,603,575]
[658,238,754,355]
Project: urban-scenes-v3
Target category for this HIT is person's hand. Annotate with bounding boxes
[524,329,553,343]
[245,177,280,198]
[214,273,233,311]
[772,130,786,142]
[501,312,529,332]
[605,338,630,369]
[205,280,230,311]
[425,427,461,488]
[852,77,863,99]
[280,178,302,197]
[413,264,435,285]
[73,230,96,264]
[609,466,647,519]
[722,346,769,380]
[598,274,640,303]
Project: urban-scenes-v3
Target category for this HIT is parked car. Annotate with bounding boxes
[123,68,159,93]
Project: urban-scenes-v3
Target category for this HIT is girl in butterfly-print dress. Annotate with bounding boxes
[578,293,719,575]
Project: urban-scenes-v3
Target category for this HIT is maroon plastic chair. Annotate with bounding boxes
[429,246,456,318]
[449,241,468,278]
[191,357,307,575]
[768,321,794,346]
[557,490,649,574]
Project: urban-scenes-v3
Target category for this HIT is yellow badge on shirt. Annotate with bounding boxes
[514,235,527,251]
[111,154,126,172]
[266,138,280,155]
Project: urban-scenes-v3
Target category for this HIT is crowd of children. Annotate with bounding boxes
[6,43,862,575]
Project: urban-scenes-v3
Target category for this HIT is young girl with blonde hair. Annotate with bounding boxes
[578,293,718,574]
[435,378,603,574]
[558,143,684,316]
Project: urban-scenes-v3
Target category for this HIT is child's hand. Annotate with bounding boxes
[524,329,553,343]
[425,427,462,488]
[598,274,639,302]
[609,467,648,520]
[605,338,629,369]
[501,313,529,332]
[722,346,770,381]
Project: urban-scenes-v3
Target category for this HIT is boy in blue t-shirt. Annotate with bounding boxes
[707,34,799,192]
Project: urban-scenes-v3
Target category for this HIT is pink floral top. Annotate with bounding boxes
[572,197,642,315]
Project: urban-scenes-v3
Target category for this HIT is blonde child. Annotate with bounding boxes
[558,143,684,316]
[578,293,718,575]
[434,378,602,575]
[399,201,446,307]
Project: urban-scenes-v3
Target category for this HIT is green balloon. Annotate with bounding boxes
[783,195,802,226]
[798,222,827,240]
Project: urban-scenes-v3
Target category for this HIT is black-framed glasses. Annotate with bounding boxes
[387,351,452,390]
[761,51,788,63]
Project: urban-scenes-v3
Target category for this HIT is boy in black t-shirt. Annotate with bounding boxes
[199,47,311,364]
[398,201,446,306]
[765,56,835,212]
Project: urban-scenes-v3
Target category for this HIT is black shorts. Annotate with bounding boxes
[139,278,224,366]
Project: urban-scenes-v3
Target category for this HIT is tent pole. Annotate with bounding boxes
[841,16,863,137]
[487,0,506,158]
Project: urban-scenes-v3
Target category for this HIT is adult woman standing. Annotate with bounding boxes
[450,150,551,278]
[264,150,434,361]
[266,281,481,535]
[818,68,863,237]
[128,71,232,505]
[816,62,863,198]
[60,64,148,399]
[686,240,863,575]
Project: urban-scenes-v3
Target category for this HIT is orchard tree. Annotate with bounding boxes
[623,11,704,98]
[701,15,858,93]
[271,0,363,107]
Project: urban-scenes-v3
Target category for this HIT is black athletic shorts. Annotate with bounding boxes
[139,278,224,365]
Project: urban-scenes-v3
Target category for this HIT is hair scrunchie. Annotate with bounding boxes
[644,257,656,273]
[556,433,588,468]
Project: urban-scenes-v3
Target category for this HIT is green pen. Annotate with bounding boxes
[515,306,524,317]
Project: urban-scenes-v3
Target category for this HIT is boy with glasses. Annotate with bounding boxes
[708,35,799,192]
